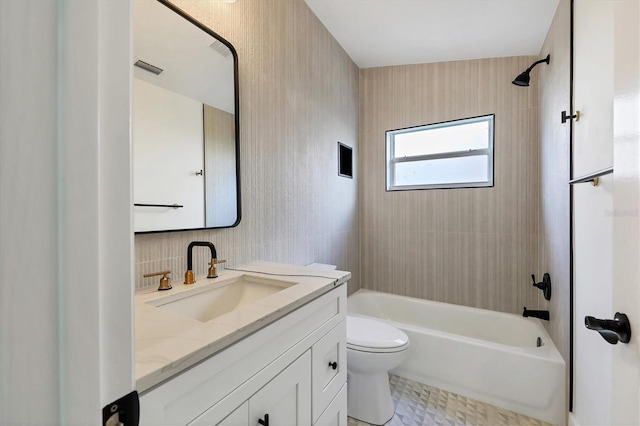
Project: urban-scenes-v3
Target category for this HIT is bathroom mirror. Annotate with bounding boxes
[133,0,240,233]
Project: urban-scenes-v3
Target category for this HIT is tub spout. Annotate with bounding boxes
[523,307,549,321]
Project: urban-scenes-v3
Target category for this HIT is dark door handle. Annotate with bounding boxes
[585,312,631,344]
[328,361,338,370]
[258,414,269,426]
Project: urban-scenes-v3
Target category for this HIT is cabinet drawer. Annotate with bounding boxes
[216,401,248,425]
[314,384,347,426]
[311,319,346,423]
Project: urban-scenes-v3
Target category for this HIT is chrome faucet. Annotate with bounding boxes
[184,241,225,284]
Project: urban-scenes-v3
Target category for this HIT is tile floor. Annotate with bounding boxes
[347,375,554,426]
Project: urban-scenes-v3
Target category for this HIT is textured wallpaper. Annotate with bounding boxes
[134,2,568,348]
[135,0,360,292]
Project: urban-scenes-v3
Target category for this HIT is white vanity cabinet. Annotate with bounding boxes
[311,320,347,423]
[195,351,312,426]
[139,284,347,426]
[216,402,248,426]
[314,385,347,426]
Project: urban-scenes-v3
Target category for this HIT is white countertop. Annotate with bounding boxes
[135,261,350,392]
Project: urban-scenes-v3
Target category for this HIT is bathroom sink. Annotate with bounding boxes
[147,274,297,322]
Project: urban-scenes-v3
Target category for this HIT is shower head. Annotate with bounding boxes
[512,54,550,87]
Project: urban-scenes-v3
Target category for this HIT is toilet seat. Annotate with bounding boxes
[347,316,409,353]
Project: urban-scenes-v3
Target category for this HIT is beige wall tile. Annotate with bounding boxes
[433,232,491,308]
[538,0,571,387]
[360,57,540,314]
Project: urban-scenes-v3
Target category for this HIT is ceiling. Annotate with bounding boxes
[304,0,560,68]
[133,0,235,113]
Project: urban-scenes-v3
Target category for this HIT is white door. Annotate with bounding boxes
[249,352,312,426]
[573,1,640,424]
[610,2,640,423]
[132,78,205,232]
[0,1,135,424]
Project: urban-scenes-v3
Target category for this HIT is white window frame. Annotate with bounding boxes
[386,114,495,191]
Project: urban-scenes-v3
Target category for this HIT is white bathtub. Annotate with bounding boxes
[348,290,566,425]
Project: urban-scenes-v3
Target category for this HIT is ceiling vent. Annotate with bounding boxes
[209,39,232,59]
[134,60,163,75]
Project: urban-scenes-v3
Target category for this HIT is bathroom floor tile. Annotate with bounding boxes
[347,375,555,426]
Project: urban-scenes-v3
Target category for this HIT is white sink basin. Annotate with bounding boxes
[146,274,296,322]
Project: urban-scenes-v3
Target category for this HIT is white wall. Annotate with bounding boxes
[133,78,205,232]
[0,2,60,421]
[0,1,133,423]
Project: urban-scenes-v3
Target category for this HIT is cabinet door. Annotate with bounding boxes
[314,384,347,426]
[311,320,346,422]
[249,351,311,426]
[190,400,249,426]
[217,402,249,426]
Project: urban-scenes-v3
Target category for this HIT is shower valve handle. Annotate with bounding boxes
[531,273,552,301]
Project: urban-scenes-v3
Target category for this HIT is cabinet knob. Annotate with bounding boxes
[328,361,338,370]
[258,414,269,426]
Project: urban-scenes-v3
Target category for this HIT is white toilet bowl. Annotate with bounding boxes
[346,315,410,425]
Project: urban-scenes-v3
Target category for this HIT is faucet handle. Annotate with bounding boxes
[531,273,552,300]
[143,270,172,291]
[207,258,227,279]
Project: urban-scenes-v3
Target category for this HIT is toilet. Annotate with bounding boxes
[305,263,410,424]
[346,315,410,425]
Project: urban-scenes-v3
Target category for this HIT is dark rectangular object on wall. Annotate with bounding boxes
[338,142,353,178]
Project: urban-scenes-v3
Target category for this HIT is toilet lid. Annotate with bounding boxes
[347,316,409,352]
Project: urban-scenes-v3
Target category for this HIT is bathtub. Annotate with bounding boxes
[348,290,566,425]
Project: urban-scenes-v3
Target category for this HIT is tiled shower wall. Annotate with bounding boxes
[359,57,541,314]
[538,0,571,380]
[135,0,360,292]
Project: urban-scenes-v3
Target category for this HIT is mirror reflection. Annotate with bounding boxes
[133,0,240,233]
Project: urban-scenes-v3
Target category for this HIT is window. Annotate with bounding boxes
[386,114,494,191]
